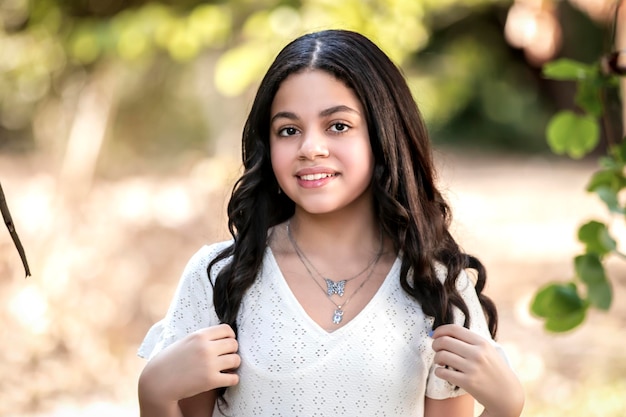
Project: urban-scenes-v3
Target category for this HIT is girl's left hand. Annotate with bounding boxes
[431,324,524,417]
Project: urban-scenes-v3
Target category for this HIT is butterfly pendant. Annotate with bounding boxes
[325,279,347,296]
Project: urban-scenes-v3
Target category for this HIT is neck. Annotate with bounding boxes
[288,209,381,259]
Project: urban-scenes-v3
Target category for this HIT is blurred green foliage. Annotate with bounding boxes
[0,0,608,167]
[530,53,625,332]
[414,10,551,151]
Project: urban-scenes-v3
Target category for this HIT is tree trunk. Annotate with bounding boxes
[618,2,626,136]
[58,64,118,199]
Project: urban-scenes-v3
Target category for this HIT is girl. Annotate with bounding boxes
[138,29,524,417]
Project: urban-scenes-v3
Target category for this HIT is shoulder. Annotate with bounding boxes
[187,240,234,267]
[179,240,234,284]
[194,239,233,259]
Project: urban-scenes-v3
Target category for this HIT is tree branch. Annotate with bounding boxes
[0,182,30,277]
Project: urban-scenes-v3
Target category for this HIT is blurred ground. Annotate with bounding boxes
[1,150,625,417]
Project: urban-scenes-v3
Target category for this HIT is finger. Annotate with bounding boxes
[216,352,241,373]
[200,323,237,340]
[433,348,469,373]
[212,337,239,355]
[434,364,468,388]
[213,369,240,388]
[431,334,472,359]
[214,352,240,385]
[432,324,483,345]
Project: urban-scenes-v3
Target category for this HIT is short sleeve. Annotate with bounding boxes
[426,267,493,399]
[137,242,232,360]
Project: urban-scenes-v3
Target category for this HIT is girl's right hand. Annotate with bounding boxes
[138,324,241,409]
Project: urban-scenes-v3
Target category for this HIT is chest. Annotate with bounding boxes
[228,261,436,415]
[235,254,435,373]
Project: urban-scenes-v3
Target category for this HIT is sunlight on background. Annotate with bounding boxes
[504,0,562,65]
[8,284,49,334]
[505,0,614,66]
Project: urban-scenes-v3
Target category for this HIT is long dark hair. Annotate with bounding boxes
[209,28,498,400]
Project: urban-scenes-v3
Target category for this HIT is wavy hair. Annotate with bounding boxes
[208,28,498,403]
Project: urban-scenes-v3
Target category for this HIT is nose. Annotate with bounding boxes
[298,130,329,160]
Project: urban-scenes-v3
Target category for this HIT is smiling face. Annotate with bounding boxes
[269,69,374,217]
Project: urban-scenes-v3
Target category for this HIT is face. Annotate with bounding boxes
[269,69,374,216]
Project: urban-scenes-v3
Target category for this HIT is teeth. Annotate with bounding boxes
[300,173,334,181]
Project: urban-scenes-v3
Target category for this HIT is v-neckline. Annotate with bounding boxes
[265,247,401,336]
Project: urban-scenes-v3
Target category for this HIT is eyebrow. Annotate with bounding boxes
[270,105,360,124]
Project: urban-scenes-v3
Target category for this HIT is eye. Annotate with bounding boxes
[278,126,299,137]
[329,122,350,133]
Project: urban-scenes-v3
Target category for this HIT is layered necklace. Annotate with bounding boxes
[286,220,383,324]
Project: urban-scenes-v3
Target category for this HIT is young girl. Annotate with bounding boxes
[137,29,524,417]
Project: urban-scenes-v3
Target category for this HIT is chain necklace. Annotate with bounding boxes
[287,221,383,297]
[286,221,383,324]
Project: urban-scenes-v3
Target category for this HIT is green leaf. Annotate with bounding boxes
[587,281,612,310]
[574,77,603,117]
[577,221,617,255]
[575,253,606,284]
[545,308,587,332]
[587,169,624,192]
[531,282,586,316]
[574,253,612,310]
[587,168,626,213]
[598,156,620,170]
[594,186,625,214]
[612,140,626,163]
[543,59,594,81]
[531,282,587,332]
[546,111,600,159]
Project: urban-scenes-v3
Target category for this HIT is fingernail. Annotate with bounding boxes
[428,329,434,338]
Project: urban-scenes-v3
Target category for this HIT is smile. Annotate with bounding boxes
[298,173,336,181]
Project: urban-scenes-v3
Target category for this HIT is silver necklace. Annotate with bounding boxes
[287,221,383,297]
[286,221,383,324]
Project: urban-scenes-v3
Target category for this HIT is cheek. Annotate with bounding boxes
[362,155,375,184]
[270,145,290,179]
[350,143,375,178]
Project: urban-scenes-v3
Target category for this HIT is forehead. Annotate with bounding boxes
[271,69,363,115]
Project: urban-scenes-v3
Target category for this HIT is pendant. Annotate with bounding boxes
[325,279,347,296]
[332,308,344,324]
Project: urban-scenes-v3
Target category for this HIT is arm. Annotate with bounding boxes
[431,324,525,417]
[138,324,240,417]
[138,391,218,417]
[179,391,218,417]
[424,393,474,417]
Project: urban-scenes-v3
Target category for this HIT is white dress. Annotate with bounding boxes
[139,241,495,416]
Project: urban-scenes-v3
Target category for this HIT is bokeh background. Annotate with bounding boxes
[1,0,625,416]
